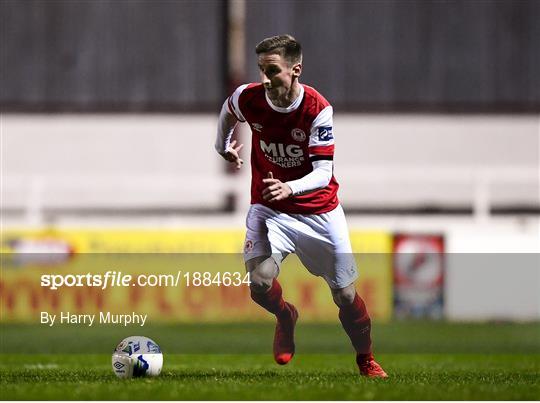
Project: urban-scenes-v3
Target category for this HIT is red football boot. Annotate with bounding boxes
[273,303,298,365]
[356,353,388,378]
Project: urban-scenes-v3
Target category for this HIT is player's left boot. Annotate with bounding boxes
[273,302,298,365]
[356,353,388,378]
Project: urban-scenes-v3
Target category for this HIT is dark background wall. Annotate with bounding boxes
[245,0,540,112]
[1,0,226,111]
[1,0,538,112]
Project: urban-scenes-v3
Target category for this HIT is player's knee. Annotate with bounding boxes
[331,285,356,307]
[249,272,273,293]
[246,256,278,294]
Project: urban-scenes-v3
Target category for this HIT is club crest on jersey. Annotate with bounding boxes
[251,123,263,132]
[291,128,306,142]
[317,126,333,141]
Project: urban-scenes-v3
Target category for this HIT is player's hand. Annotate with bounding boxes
[223,140,244,169]
[262,172,292,202]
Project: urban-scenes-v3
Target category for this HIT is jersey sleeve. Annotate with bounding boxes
[226,84,249,122]
[308,105,334,161]
[215,100,237,156]
[286,159,333,196]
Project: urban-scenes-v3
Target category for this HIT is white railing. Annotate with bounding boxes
[337,164,538,221]
[1,173,246,225]
[2,165,538,226]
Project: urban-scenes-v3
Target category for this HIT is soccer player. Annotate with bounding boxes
[215,35,387,378]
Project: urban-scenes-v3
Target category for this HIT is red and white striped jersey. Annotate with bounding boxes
[227,83,339,214]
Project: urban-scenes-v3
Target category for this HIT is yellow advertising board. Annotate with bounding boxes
[0,228,392,323]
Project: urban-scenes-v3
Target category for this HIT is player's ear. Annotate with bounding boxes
[292,63,302,78]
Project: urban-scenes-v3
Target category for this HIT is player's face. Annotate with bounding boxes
[257,52,301,102]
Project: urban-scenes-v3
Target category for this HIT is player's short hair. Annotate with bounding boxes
[255,35,302,65]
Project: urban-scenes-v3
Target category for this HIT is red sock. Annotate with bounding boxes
[250,278,289,319]
[338,293,372,356]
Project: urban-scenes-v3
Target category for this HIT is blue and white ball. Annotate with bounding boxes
[112,336,163,379]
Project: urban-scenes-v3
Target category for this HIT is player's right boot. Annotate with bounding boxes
[273,302,298,365]
[356,353,388,378]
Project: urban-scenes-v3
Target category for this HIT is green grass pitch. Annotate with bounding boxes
[1,322,539,400]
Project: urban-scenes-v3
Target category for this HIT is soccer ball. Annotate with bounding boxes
[112,336,163,379]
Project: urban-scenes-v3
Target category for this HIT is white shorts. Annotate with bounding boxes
[243,203,358,289]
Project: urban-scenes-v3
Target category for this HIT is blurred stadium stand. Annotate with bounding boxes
[2,0,538,112]
[1,0,539,225]
[245,0,540,112]
[1,0,227,111]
